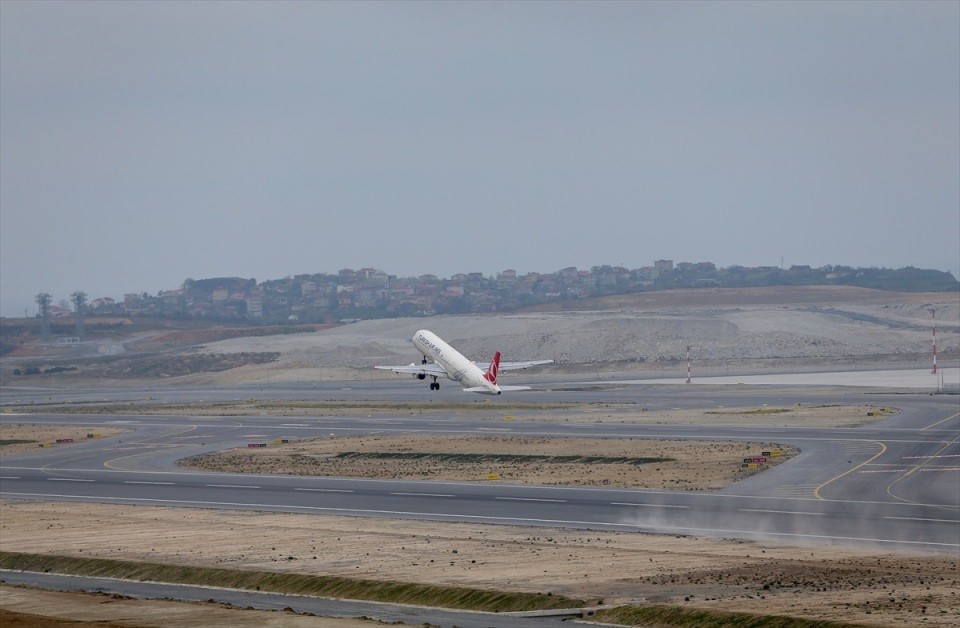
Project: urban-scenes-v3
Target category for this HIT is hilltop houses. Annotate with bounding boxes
[54,262,958,324]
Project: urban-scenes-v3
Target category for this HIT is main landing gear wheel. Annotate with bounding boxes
[429,379,440,391]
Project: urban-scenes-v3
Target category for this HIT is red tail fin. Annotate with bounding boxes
[484,351,501,384]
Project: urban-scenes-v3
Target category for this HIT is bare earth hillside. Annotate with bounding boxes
[192,287,958,378]
[3,287,956,386]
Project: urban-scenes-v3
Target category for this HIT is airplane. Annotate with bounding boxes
[375,329,552,394]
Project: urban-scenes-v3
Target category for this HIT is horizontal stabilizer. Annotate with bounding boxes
[462,385,533,392]
[477,359,552,372]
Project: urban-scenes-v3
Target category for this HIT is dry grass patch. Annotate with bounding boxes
[0,551,585,612]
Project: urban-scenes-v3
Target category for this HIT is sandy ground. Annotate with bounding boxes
[2,400,896,428]
[182,433,798,491]
[1,501,958,627]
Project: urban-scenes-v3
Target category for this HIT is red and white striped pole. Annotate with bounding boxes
[686,345,692,384]
[930,308,937,374]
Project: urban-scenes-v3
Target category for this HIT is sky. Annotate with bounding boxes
[1,1,958,317]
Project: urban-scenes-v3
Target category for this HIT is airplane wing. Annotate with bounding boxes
[474,359,553,372]
[374,363,448,377]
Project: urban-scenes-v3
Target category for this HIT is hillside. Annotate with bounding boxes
[518,285,948,311]
[3,286,956,385]
[195,286,958,375]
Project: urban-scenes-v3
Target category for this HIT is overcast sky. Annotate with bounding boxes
[1,1,957,316]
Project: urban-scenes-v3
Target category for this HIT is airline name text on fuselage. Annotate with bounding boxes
[417,334,443,358]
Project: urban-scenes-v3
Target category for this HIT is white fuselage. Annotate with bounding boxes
[413,329,498,394]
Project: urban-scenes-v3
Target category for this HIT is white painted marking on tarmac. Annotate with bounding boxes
[0,476,21,480]
[860,466,960,473]
[496,496,566,503]
[48,478,94,482]
[294,488,353,493]
[884,516,959,523]
[124,481,175,485]
[611,502,689,509]
[389,492,455,498]
[740,508,824,516]
[205,484,261,489]
[282,424,309,427]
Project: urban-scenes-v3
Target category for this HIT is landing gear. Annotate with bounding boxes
[417,356,439,390]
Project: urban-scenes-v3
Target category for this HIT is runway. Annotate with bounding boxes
[2,376,958,553]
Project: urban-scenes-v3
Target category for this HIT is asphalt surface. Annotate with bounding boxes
[0,570,580,628]
[1,375,959,626]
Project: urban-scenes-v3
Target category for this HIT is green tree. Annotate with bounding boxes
[71,291,87,339]
[35,293,52,343]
